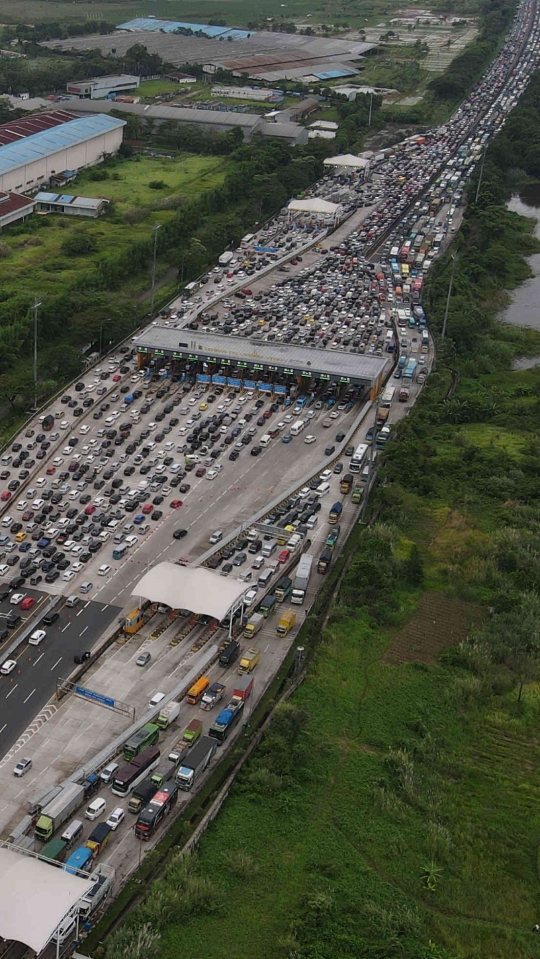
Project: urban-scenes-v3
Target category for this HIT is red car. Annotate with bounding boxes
[195,467,206,477]
[113,374,121,382]
[1,491,11,501]
[278,549,290,564]
[21,597,35,611]
[84,504,96,515]
[46,466,56,475]
[170,499,183,509]
[142,503,153,515]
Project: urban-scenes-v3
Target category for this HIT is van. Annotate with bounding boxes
[85,797,106,821]
[251,555,265,570]
[316,482,331,497]
[259,434,271,448]
[258,567,273,588]
[262,539,277,558]
[100,762,119,785]
[149,691,166,709]
[248,538,262,555]
[65,595,79,608]
[209,530,223,545]
[138,524,150,535]
[306,515,318,530]
[80,581,93,594]
[61,819,83,847]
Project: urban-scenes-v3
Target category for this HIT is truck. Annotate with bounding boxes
[156,700,181,730]
[41,838,68,864]
[399,386,410,402]
[325,525,341,550]
[176,736,217,791]
[317,547,333,574]
[276,609,296,637]
[237,647,261,675]
[42,413,55,432]
[200,682,226,710]
[78,864,115,919]
[258,593,276,618]
[64,845,95,877]
[376,407,390,427]
[340,473,353,495]
[352,486,363,504]
[151,757,181,788]
[182,718,203,746]
[274,575,292,603]
[83,772,100,799]
[35,782,85,842]
[127,777,158,815]
[167,738,190,765]
[209,699,244,744]
[291,554,313,605]
[231,674,254,703]
[328,502,343,525]
[85,822,112,856]
[243,612,264,639]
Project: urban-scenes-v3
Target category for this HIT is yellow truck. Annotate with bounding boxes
[237,647,261,675]
[276,609,296,637]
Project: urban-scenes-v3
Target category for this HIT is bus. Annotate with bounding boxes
[209,699,245,744]
[134,781,179,841]
[290,419,306,436]
[350,443,368,474]
[123,722,160,761]
[381,386,395,408]
[112,746,160,797]
[403,359,418,380]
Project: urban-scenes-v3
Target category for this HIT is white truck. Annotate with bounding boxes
[291,554,314,605]
[157,700,181,730]
[218,251,234,268]
[78,864,116,918]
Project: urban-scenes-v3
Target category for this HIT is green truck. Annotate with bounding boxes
[352,486,363,504]
[41,837,68,864]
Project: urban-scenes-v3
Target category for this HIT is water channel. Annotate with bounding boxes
[498,184,540,368]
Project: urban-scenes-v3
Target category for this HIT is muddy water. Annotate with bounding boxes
[501,185,540,332]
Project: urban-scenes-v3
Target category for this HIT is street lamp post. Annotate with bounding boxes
[150,223,161,319]
[368,92,374,126]
[441,252,457,341]
[475,146,487,204]
[33,298,41,410]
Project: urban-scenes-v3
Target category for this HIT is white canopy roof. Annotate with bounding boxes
[287,197,340,214]
[133,562,248,619]
[323,153,370,168]
[0,847,92,954]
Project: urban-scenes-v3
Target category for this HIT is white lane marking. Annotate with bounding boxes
[32,653,45,667]
[23,688,36,703]
[62,623,70,633]
[0,723,6,734]
[51,657,62,671]
[79,626,88,637]
[76,607,84,617]
[6,684,18,699]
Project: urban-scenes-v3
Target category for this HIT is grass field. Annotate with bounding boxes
[1,152,228,302]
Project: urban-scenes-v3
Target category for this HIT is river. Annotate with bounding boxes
[498,184,540,368]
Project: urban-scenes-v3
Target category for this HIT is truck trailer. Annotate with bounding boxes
[35,782,85,842]
[291,554,313,604]
[243,612,264,639]
[176,736,217,791]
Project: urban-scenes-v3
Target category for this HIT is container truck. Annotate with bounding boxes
[317,547,333,574]
[85,823,112,856]
[209,700,245,744]
[156,700,181,730]
[200,682,226,710]
[231,674,254,703]
[328,502,343,525]
[35,782,85,842]
[276,609,296,637]
[274,575,292,602]
[219,640,240,668]
[237,647,261,674]
[182,718,203,745]
[41,838,68,864]
[64,845,95,876]
[257,593,276,618]
[78,864,115,919]
[291,554,313,604]
[243,612,264,639]
[127,777,158,815]
[176,736,217,791]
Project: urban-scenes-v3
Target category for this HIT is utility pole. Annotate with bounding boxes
[150,222,161,319]
[99,319,104,357]
[368,91,373,126]
[33,298,41,410]
[475,146,487,204]
[359,388,381,524]
[441,251,457,341]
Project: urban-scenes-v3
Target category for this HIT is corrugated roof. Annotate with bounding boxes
[71,99,261,128]
[34,191,106,209]
[0,114,125,176]
[0,191,35,216]
[118,17,251,39]
[0,110,77,147]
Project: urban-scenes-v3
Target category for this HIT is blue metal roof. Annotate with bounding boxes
[0,114,125,177]
[118,17,250,39]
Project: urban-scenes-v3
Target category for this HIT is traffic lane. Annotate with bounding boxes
[0,588,51,660]
[0,599,120,757]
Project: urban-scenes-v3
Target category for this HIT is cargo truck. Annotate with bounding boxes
[219,640,240,667]
[156,700,181,730]
[243,612,264,639]
[352,486,363,504]
[340,473,353,495]
[64,845,95,876]
[182,718,203,745]
[41,838,68,864]
[231,674,254,703]
[35,782,85,842]
[176,736,217,791]
[127,777,158,815]
[317,547,333,574]
[167,738,190,765]
[237,647,261,675]
[200,682,226,710]
[325,525,340,550]
[257,593,276,618]
[78,864,115,919]
[274,575,292,602]
[291,554,313,604]
[85,822,112,856]
[276,609,296,637]
[209,699,245,744]
[328,502,343,525]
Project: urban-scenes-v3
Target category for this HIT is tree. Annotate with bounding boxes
[405,544,424,587]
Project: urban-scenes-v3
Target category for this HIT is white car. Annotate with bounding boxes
[80,425,90,434]
[60,420,69,430]
[35,477,46,488]
[16,500,27,511]
[206,470,218,481]
[32,499,44,510]
[98,564,111,576]
[71,562,84,573]
[29,629,46,646]
[13,757,32,777]
[10,593,25,605]
[62,571,75,582]
[330,410,339,419]
[0,659,17,675]
[106,806,125,831]
[304,435,316,444]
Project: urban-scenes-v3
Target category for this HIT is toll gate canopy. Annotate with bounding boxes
[136,329,388,388]
[133,562,248,620]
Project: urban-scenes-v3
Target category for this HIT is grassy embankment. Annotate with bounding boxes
[102,72,540,959]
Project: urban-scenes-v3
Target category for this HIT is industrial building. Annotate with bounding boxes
[34,191,109,217]
[66,74,140,99]
[0,112,125,193]
[0,191,35,229]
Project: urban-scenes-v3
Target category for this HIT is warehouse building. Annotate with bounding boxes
[0,113,125,193]
[66,74,140,99]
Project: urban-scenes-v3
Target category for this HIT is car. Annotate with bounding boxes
[278,549,290,563]
[98,564,111,576]
[0,491,11,502]
[173,528,188,540]
[195,467,206,477]
[136,651,151,667]
[9,592,24,605]
[282,435,292,444]
[29,629,46,646]
[107,806,125,831]
[85,797,107,821]
[243,587,258,606]
[13,757,32,777]
[324,446,336,456]
[151,510,163,521]
[304,435,316,444]
[142,503,153,515]
[0,659,17,675]
[232,552,246,567]
[170,499,183,509]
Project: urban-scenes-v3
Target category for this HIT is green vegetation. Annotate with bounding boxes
[101,66,540,959]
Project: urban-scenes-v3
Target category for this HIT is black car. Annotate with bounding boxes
[173,528,188,539]
[151,510,163,521]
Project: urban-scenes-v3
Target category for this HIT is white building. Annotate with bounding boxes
[66,74,140,99]
[0,114,125,194]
